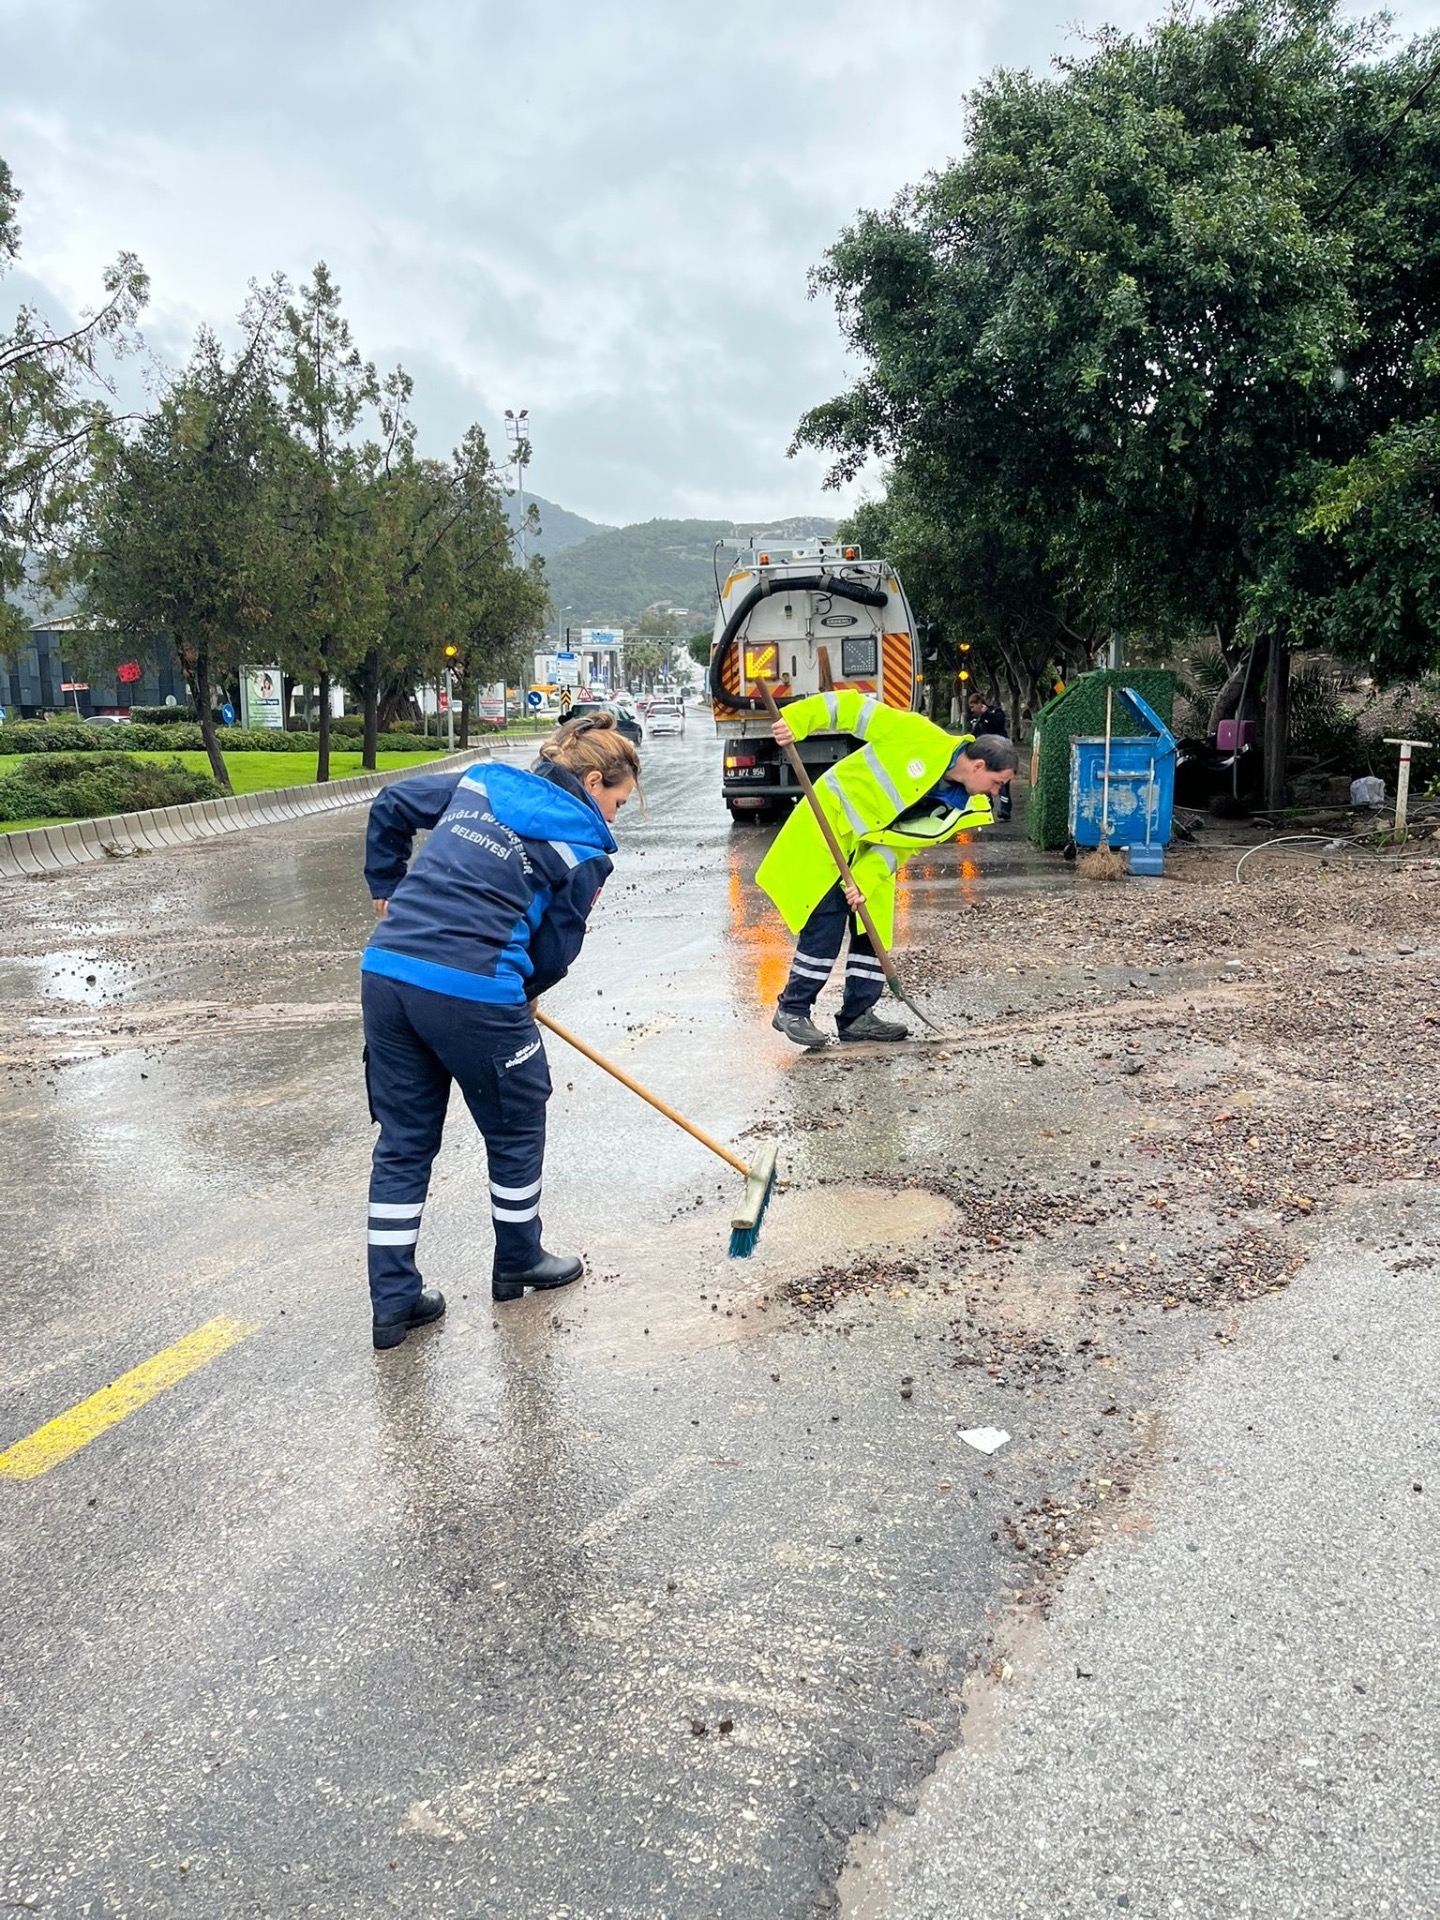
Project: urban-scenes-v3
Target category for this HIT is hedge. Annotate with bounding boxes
[128,705,199,725]
[0,721,441,755]
[0,753,223,822]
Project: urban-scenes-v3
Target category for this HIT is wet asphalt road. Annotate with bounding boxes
[1,730,1108,1919]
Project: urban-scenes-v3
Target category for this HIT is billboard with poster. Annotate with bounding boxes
[240,666,284,730]
[478,684,506,723]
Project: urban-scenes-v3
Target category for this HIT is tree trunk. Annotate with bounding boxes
[361,646,379,773]
[189,649,231,791]
[1263,634,1290,813]
[457,669,472,749]
[1004,664,1024,742]
[317,652,332,783]
[1208,638,1264,738]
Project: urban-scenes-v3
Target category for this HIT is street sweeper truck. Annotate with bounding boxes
[707,536,923,822]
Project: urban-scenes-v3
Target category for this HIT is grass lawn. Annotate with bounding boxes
[128,749,453,793]
[0,748,452,833]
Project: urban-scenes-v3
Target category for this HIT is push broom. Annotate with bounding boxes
[755,681,953,1039]
[534,1009,779,1257]
[1077,685,1126,880]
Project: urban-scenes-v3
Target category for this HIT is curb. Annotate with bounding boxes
[0,743,536,882]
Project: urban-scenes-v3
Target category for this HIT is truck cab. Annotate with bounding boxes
[707,537,921,821]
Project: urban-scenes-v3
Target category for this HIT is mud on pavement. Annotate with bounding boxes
[783,847,1438,1553]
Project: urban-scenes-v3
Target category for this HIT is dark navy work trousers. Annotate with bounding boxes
[361,974,551,1316]
[776,880,886,1026]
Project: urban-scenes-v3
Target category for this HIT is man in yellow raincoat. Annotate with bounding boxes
[757,690,1017,1046]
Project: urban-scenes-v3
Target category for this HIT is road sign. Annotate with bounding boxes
[220,702,235,726]
[555,650,580,688]
[526,690,543,709]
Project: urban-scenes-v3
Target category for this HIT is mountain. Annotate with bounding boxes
[541,515,839,628]
[503,492,613,558]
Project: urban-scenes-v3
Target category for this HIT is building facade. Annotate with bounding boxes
[0,620,187,720]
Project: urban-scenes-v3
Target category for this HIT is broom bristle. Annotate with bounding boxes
[1076,841,1127,880]
[728,1145,779,1259]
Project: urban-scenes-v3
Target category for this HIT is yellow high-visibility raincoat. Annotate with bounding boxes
[756,691,994,948]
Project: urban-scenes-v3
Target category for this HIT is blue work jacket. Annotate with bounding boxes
[362,760,615,1006]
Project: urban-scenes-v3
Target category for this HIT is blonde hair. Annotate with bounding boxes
[538,710,641,789]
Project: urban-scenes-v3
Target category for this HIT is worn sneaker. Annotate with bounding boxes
[836,1008,910,1043]
[772,1008,829,1049]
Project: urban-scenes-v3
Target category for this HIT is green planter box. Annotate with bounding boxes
[1026,669,1176,851]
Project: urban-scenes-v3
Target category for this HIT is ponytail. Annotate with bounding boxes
[538,710,641,790]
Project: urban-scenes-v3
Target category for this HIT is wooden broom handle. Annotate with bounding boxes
[534,1009,751,1178]
[755,681,905,993]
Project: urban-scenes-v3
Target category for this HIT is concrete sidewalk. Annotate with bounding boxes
[845,1187,1439,1920]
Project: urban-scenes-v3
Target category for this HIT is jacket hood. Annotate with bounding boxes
[460,760,617,857]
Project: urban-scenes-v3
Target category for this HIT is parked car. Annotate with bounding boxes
[560,700,643,748]
[648,703,685,737]
[85,714,131,726]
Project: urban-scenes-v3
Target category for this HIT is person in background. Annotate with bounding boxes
[360,715,639,1349]
[968,690,1012,819]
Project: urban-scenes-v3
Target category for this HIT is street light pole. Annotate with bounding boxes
[443,644,458,752]
[504,407,530,564]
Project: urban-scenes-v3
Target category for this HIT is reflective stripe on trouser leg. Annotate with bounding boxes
[839,924,888,1024]
[488,1170,544,1273]
[777,882,850,1013]
[453,1039,550,1277]
[362,974,453,1320]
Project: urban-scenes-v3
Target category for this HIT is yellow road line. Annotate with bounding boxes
[0,1315,258,1481]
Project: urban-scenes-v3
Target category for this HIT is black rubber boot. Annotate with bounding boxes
[492,1251,584,1303]
[372,1287,447,1351]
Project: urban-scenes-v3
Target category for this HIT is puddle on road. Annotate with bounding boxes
[0,950,135,1006]
[493,1183,957,1369]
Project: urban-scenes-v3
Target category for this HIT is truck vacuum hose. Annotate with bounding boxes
[707,572,889,713]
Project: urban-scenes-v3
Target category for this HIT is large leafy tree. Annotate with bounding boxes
[1297,398,1440,680]
[276,263,381,781]
[79,291,288,786]
[0,158,148,644]
[796,0,1440,758]
[345,370,470,769]
[446,436,549,746]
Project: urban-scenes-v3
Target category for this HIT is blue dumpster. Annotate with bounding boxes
[1068,687,1176,876]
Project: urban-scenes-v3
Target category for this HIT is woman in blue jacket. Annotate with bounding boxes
[361,714,639,1349]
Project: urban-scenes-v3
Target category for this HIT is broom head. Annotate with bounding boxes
[728,1142,779,1259]
[1076,841,1127,881]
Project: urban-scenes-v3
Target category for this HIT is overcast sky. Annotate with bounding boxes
[4,0,1438,528]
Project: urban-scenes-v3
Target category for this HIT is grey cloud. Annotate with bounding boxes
[8,0,1429,523]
